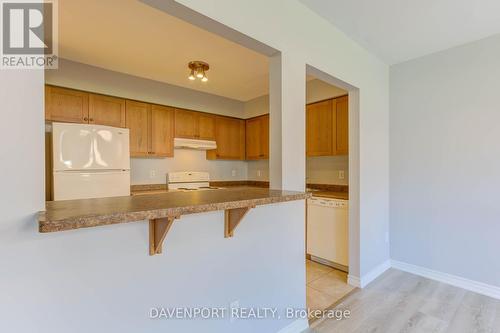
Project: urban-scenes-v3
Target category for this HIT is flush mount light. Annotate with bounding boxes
[188,61,209,82]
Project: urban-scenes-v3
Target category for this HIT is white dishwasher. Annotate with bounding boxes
[307,197,349,270]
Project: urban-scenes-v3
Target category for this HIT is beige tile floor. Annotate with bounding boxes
[306,259,356,312]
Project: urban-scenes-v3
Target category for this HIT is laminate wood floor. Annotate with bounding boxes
[304,268,500,333]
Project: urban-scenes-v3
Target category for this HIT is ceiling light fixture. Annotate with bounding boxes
[188,61,209,82]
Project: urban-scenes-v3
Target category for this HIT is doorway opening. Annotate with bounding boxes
[304,65,360,318]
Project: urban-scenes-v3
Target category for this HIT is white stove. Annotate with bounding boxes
[167,171,220,191]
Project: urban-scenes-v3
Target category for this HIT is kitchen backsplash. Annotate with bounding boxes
[130,149,248,185]
[306,155,349,185]
[247,155,349,185]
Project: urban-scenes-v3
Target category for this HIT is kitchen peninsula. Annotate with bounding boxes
[38,188,309,255]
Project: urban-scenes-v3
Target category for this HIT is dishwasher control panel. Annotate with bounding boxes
[308,197,348,208]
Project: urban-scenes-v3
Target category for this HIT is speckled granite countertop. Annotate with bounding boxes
[39,188,309,233]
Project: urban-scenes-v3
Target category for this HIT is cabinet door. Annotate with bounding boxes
[198,114,216,140]
[245,117,262,159]
[208,117,245,160]
[306,99,335,156]
[245,114,269,160]
[126,100,150,157]
[260,114,269,159]
[336,96,348,155]
[174,109,199,139]
[150,105,174,157]
[88,93,126,128]
[45,86,89,123]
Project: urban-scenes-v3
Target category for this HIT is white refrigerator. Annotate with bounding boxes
[52,122,131,201]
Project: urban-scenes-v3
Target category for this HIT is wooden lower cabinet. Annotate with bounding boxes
[245,114,269,160]
[207,116,245,160]
[150,105,174,157]
[89,93,126,128]
[126,100,150,157]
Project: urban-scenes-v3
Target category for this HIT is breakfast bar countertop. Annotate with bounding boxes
[39,187,309,233]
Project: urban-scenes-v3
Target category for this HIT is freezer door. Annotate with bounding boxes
[52,122,130,171]
[53,170,130,201]
[93,125,130,170]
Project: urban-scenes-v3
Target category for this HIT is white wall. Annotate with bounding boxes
[244,94,269,119]
[307,156,349,185]
[244,79,347,119]
[46,59,248,184]
[248,156,349,186]
[131,149,247,184]
[163,0,390,278]
[306,78,347,103]
[390,34,500,287]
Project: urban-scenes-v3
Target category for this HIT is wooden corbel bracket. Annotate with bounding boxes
[224,205,255,238]
[149,215,180,255]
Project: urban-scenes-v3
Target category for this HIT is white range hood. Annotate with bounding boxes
[174,137,217,150]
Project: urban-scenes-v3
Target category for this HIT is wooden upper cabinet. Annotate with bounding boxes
[89,93,126,128]
[245,114,269,160]
[207,116,245,160]
[335,95,348,155]
[198,114,216,140]
[174,109,198,139]
[306,99,335,156]
[125,100,150,157]
[45,86,89,123]
[174,108,215,140]
[45,85,126,128]
[261,114,269,158]
[150,105,174,157]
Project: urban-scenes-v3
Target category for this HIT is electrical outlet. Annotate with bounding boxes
[231,170,236,177]
[339,170,345,180]
[257,170,262,177]
[149,170,156,178]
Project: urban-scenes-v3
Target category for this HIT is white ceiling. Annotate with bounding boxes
[58,0,269,101]
[300,0,500,64]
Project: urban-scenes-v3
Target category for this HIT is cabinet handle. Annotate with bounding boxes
[83,117,88,121]
[89,118,94,122]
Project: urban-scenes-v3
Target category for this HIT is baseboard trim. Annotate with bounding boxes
[347,275,361,288]
[360,260,391,288]
[347,260,391,288]
[391,260,500,300]
[276,319,309,333]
